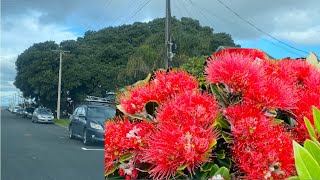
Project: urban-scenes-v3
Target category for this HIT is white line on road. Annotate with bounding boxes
[81,147,104,151]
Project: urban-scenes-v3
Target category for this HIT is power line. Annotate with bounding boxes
[188,0,305,57]
[186,0,212,27]
[177,0,193,18]
[94,0,114,29]
[119,0,153,26]
[215,0,308,55]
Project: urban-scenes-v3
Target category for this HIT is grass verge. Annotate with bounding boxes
[53,118,70,128]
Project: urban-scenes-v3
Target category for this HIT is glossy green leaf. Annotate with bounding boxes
[116,105,153,122]
[217,149,226,159]
[217,157,231,169]
[214,114,230,129]
[208,164,220,177]
[306,52,320,68]
[311,137,320,147]
[221,131,233,143]
[213,167,230,180]
[201,162,216,172]
[293,141,320,179]
[105,163,120,177]
[208,139,217,149]
[313,106,320,136]
[304,117,316,139]
[199,172,209,180]
[304,140,320,165]
[177,163,189,171]
[119,152,133,163]
[285,176,299,180]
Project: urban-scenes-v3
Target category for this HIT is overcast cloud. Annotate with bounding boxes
[1,0,320,106]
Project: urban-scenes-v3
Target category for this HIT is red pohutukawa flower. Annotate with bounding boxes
[143,123,218,179]
[212,48,269,61]
[275,59,315,86]
[105,117,154,175]
[225,105,295,179]
[156,91,218,128]
[243,77,298,110]
[119,70,199,115]
[141,91,219,179]
[205,52,265,93]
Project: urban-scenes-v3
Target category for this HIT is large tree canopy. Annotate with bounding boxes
[14,17,239,110]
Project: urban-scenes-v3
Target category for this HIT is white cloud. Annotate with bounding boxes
[0,10,77,106]
[271,9,320,45]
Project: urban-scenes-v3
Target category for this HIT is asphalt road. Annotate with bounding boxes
[1,109,105,180]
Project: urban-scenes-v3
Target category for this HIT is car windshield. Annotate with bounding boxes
[38,109,51,115]
[87,106,115,119]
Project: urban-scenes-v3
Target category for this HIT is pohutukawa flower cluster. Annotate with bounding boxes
[105,49,320,179]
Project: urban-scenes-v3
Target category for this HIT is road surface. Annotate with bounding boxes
[1,109,105,180]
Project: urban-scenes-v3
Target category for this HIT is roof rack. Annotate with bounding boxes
[84,96,114,105]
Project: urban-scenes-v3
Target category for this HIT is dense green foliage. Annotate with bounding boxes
[14,17,238,110]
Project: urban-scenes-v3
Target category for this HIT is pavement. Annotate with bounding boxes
[1,109,105,180]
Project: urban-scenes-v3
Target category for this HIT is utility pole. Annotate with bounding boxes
[52,47,70,119]
[165,0,173,69]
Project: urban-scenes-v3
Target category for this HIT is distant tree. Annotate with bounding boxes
[15,17,239,109]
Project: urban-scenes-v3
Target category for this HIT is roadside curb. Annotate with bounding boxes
[54,123,68,129]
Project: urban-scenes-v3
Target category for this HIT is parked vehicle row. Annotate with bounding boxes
[8,106,54,124]
[8,96,117,146]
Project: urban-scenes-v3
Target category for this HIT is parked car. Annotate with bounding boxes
[12,106,22,114]
[68,104,116,145]
[22,107,35,119]
[16,108,24,116]
[32,108,54,123]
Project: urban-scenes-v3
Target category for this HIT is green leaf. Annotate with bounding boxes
[313,106,320,136]
[208,164,220,177]
[213,167,230,180]
[306,52,320,68]
[285,176,299,180]
[304,117,316,139]
[217,157,231,169]
[293,141,320,179]
[119,152,133,163]
[214,114,230,129]
[221,131,233,143]
[105,163,120,177]
[311,137,320,147]
[208,139,217,149]
[177,163,189,171]
[116,105,153,122]
[217,149,226,159]
[201,162,216,172]
[199,172,209,180]
[304,140,320,165]
[273,118,284,125]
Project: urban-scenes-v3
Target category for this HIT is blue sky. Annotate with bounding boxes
[1,0,319,106]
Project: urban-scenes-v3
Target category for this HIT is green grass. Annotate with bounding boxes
[53,118,70,128]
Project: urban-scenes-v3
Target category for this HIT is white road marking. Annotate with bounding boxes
[81,147,104,151]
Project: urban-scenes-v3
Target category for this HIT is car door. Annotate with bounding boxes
[70,107,80,135]
[78,107,87,136]
[32,108,38,120]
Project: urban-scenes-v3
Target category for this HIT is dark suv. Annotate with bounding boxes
[68,104,116,145]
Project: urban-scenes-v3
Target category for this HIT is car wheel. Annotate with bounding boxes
[69,126,75,139]
[83,129,91,146]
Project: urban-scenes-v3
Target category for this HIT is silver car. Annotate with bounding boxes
[32,108,54,123]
